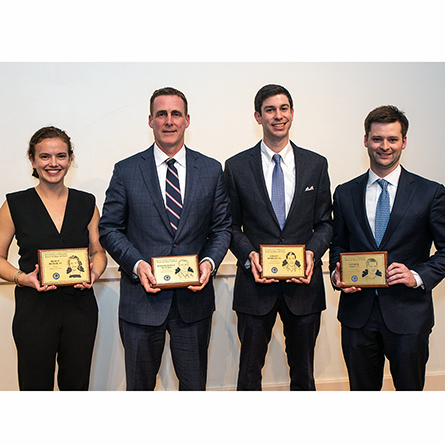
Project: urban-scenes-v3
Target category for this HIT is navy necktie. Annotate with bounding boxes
[166,158,182,231]
[374,178,390,246]
[271,154,286,230]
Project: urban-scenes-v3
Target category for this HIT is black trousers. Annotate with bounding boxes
[12,290,98,391]
[341,297,430,390]
[236,293,321,391]
[119,294,212,391]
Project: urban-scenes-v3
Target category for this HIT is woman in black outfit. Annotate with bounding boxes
[0,126,107,390]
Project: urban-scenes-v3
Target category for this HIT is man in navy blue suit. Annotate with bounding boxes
[99,87,231,390]
[330,105,445,390]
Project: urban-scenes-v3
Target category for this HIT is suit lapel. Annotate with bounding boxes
[138,145,174,235]
[248,143,281,228]
[379,167,417,248]
[284,143,320,230]
[351,172,376,247]
[286,142,305,221]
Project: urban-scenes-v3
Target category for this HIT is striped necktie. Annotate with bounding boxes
[374,178,390,246]
[166,158,182,231]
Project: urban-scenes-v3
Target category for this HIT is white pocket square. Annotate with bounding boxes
[305,186,314,191]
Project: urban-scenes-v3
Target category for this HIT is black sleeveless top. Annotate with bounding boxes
[7,188,95,297]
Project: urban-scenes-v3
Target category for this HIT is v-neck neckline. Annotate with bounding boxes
[32,187,70,235]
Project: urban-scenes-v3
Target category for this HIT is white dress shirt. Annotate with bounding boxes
[366,166,400,238]
[153,143,187,204]
[261,140,295,218]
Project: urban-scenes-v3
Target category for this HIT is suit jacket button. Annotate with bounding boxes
[173,243,178,248]
[280,237,285,243]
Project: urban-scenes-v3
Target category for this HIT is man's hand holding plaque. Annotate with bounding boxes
[136,260,161,294]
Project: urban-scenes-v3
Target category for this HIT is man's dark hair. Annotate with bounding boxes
[254,84,293,115]
[364,105,409,139]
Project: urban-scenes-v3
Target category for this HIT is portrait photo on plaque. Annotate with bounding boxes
[151,254,201,289]
[260,245,306,279]
[38,247,91,286]
[340,251,388,288]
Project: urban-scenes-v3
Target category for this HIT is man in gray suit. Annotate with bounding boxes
[224,84,333,390]
[99,87,231,390]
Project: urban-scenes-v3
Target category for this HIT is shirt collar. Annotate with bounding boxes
[367,165,402,188]
[154,143,186,168]
[260,140,293,166]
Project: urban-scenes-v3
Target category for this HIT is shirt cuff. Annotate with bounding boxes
[330,269,340,289]
[133,259,143,276]
[411,270,423,288]
[200,257,215,272]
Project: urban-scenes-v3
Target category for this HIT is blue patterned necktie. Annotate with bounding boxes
[166,158,182,231]
[374,178,390,246]
[271,154,286,230]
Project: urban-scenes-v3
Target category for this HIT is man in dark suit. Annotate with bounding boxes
[224,84,333,390]
[99,87,231,390]
[330,105,445,390]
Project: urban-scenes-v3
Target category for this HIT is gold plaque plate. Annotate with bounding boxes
[340,252,388,288]
[38,247,90,286]
[260,245,306,279]
[151,254,201,289]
